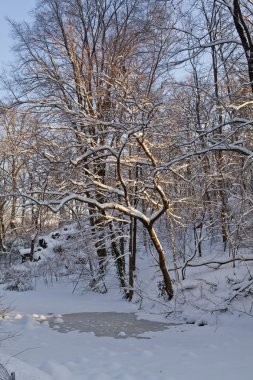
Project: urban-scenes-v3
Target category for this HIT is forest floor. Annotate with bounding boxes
[0,279,252,380]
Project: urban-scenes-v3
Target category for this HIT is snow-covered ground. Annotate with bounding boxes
[0,280,252,380]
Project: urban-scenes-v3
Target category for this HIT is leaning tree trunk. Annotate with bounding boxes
[147,225,174,300]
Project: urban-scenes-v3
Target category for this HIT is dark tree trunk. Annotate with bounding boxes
[109,222,127,295]
[127,217,137,300]
[232,0,253,92]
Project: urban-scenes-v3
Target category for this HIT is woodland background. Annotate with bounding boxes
[0,0,252,304]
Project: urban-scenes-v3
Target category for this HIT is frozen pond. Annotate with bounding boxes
[47,312,173,339]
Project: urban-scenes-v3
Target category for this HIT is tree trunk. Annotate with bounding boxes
[10,165,17,233]
[128,217,137,300]
[168,214,180,282]
[147,226,174,300]
[0,201,6,252]
[232,0,253,92]
[109,222,127,295]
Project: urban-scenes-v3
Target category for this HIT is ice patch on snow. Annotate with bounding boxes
[46,312,173,338]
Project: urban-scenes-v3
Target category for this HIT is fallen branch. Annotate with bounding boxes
[228,280,253,302]
[186,257,253,269]
[170,256,253,273]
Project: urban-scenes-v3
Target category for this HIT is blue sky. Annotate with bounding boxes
[0,0,36,68]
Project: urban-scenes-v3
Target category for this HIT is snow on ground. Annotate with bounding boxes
[0,280,252,380]
[0,227,252,379]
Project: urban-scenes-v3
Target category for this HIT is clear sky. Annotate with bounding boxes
[0,0,36,69]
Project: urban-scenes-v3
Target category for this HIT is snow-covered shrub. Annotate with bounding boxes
[157,280,167,298]
[4,238,28,264]
[157,279,175,300]
[8,238,28,253]
[53,244,64,254]
[3,265,34,291]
